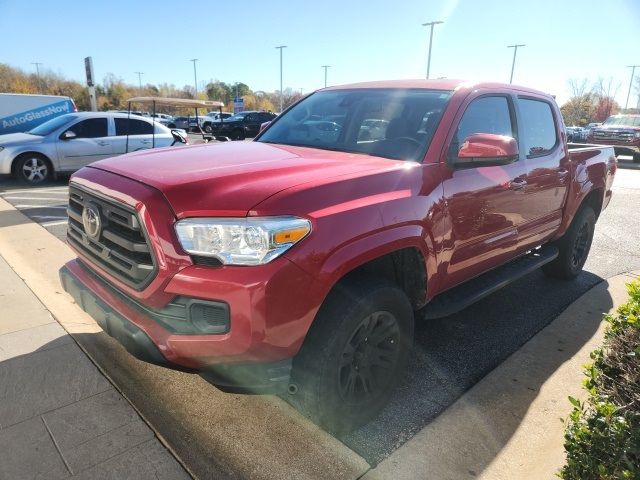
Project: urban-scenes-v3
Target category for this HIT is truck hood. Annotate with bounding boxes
[88,141,401,218]
[596,124,640,132]
[0,132,43,146]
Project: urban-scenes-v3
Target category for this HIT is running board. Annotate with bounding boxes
[423,246,559,319]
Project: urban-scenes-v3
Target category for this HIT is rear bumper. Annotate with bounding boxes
[60,262,297,393]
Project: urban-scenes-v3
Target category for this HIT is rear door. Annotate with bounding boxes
[57,117,111,171]
[516,96,569,250]
[112,118,156,153]
[440,93,528,288]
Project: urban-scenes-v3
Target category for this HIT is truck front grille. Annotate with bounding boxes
[593,129,636,142]
[66,185,156,290]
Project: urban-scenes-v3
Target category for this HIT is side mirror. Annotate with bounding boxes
[61,130,77,140]
[451,133,519,168]
[259,121,271,134]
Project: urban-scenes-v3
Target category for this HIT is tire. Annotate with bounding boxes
[633,152,640,164]
[203,123,213,134]
[288,275,414,433]
[234,129,245,141]
[542,206,596,280]
[13,153,51,186]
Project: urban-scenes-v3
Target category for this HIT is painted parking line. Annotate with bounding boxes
[13,204,67,209]
[29,215,67,220]
[0,187,68,194]
[40,219,69,227]
[3,197,69,202]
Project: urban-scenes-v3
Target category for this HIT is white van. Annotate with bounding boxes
[0,93,77,135]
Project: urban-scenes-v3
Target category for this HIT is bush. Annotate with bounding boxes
[560,281,640,479]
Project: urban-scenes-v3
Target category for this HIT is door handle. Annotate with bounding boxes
[97,141,109,146]
[141,139,152,144]
[510,177,527,191]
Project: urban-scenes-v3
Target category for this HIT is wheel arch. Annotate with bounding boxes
[11,151,55,177]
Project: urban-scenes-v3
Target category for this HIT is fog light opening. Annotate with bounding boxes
[287,383,298,395]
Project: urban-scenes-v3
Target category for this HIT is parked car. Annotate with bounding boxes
[167,116,189,129]
[0,112,182,185]
[566,126,587,142]
[587,114,640,162]
[213,111,277,139]
[0,93,77,135]
[60,80,616,433]
[150,113,174,126]
[199,111,232,133]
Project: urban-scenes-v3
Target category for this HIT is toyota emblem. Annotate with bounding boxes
[82,204,102,239]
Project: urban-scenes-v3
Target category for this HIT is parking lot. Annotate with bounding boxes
[0,159,639,469]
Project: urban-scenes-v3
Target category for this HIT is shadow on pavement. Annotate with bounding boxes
[340,269,609,466]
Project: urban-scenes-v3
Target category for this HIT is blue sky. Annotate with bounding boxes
[1,0,639,105]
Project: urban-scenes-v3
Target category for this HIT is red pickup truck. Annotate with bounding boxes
[60,80,616,432]
[586,114,640,162]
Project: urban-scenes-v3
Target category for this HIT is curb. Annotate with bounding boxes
[364,270,639,480]
[0,196,370,480]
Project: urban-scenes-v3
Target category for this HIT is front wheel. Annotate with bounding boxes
[542,206,596,279]
[203,123,213,134]
[288,275,414,433]
[14,154,51,185]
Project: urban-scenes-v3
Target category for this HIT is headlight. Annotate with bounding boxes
[634,132,640,139]
[175,216,311,265]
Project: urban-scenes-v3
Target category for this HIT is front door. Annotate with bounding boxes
[57,117,112,171]
[440,94,527,289]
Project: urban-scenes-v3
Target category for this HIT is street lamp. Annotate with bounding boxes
[421,21,443,79]
[625,65,640,110]
[31,62,43,93]
[190,59,198,97]
[507,44,525,84]
[275,45,287,112]
[134,71,144,91]
[321,65,331,88]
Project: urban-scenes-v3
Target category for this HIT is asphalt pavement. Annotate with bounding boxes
[0,160,638,468]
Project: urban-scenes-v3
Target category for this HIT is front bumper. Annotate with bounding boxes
[59,261,315,393]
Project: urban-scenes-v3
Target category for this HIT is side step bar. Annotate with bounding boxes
[423,246,559,319]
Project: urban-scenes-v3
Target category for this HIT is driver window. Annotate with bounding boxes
[66,118,108,138]
[451,96,513,156]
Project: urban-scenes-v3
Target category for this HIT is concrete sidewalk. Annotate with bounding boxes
[364,270,640,480]
[0,254,190,480]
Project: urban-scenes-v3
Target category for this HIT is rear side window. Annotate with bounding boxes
[68,118,108,138]
[452,96,514,154]
[115,118,154,136]
[518,98,557,156]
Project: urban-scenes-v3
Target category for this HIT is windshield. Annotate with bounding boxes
[603,115,640,127]
[227,113,249,121]
[27,114,76,136]
[257,89,452,161]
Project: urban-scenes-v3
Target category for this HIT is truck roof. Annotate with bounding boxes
[323,79,554,99]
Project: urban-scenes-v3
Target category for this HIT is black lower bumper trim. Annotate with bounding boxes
[60,266,171,368]
[60,265,292,393]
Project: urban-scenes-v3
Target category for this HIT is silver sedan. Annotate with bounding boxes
[0,112,180,185]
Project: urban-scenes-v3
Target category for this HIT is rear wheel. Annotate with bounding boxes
[288,275,414,433]
[542,206,596,279]
[13,154,51,186]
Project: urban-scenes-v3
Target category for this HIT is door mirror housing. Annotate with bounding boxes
[61,130,77,140]
[259,121,271,134]
[450,133,519,168]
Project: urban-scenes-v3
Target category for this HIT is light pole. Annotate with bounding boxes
[625,65,640,110]
[275,45,287,112]
[507,44,525,84]
[190,59,198,97]
[321,65,330,88]
[421,21,443,79]
[31,62,43,92]
[134,71,144,91]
